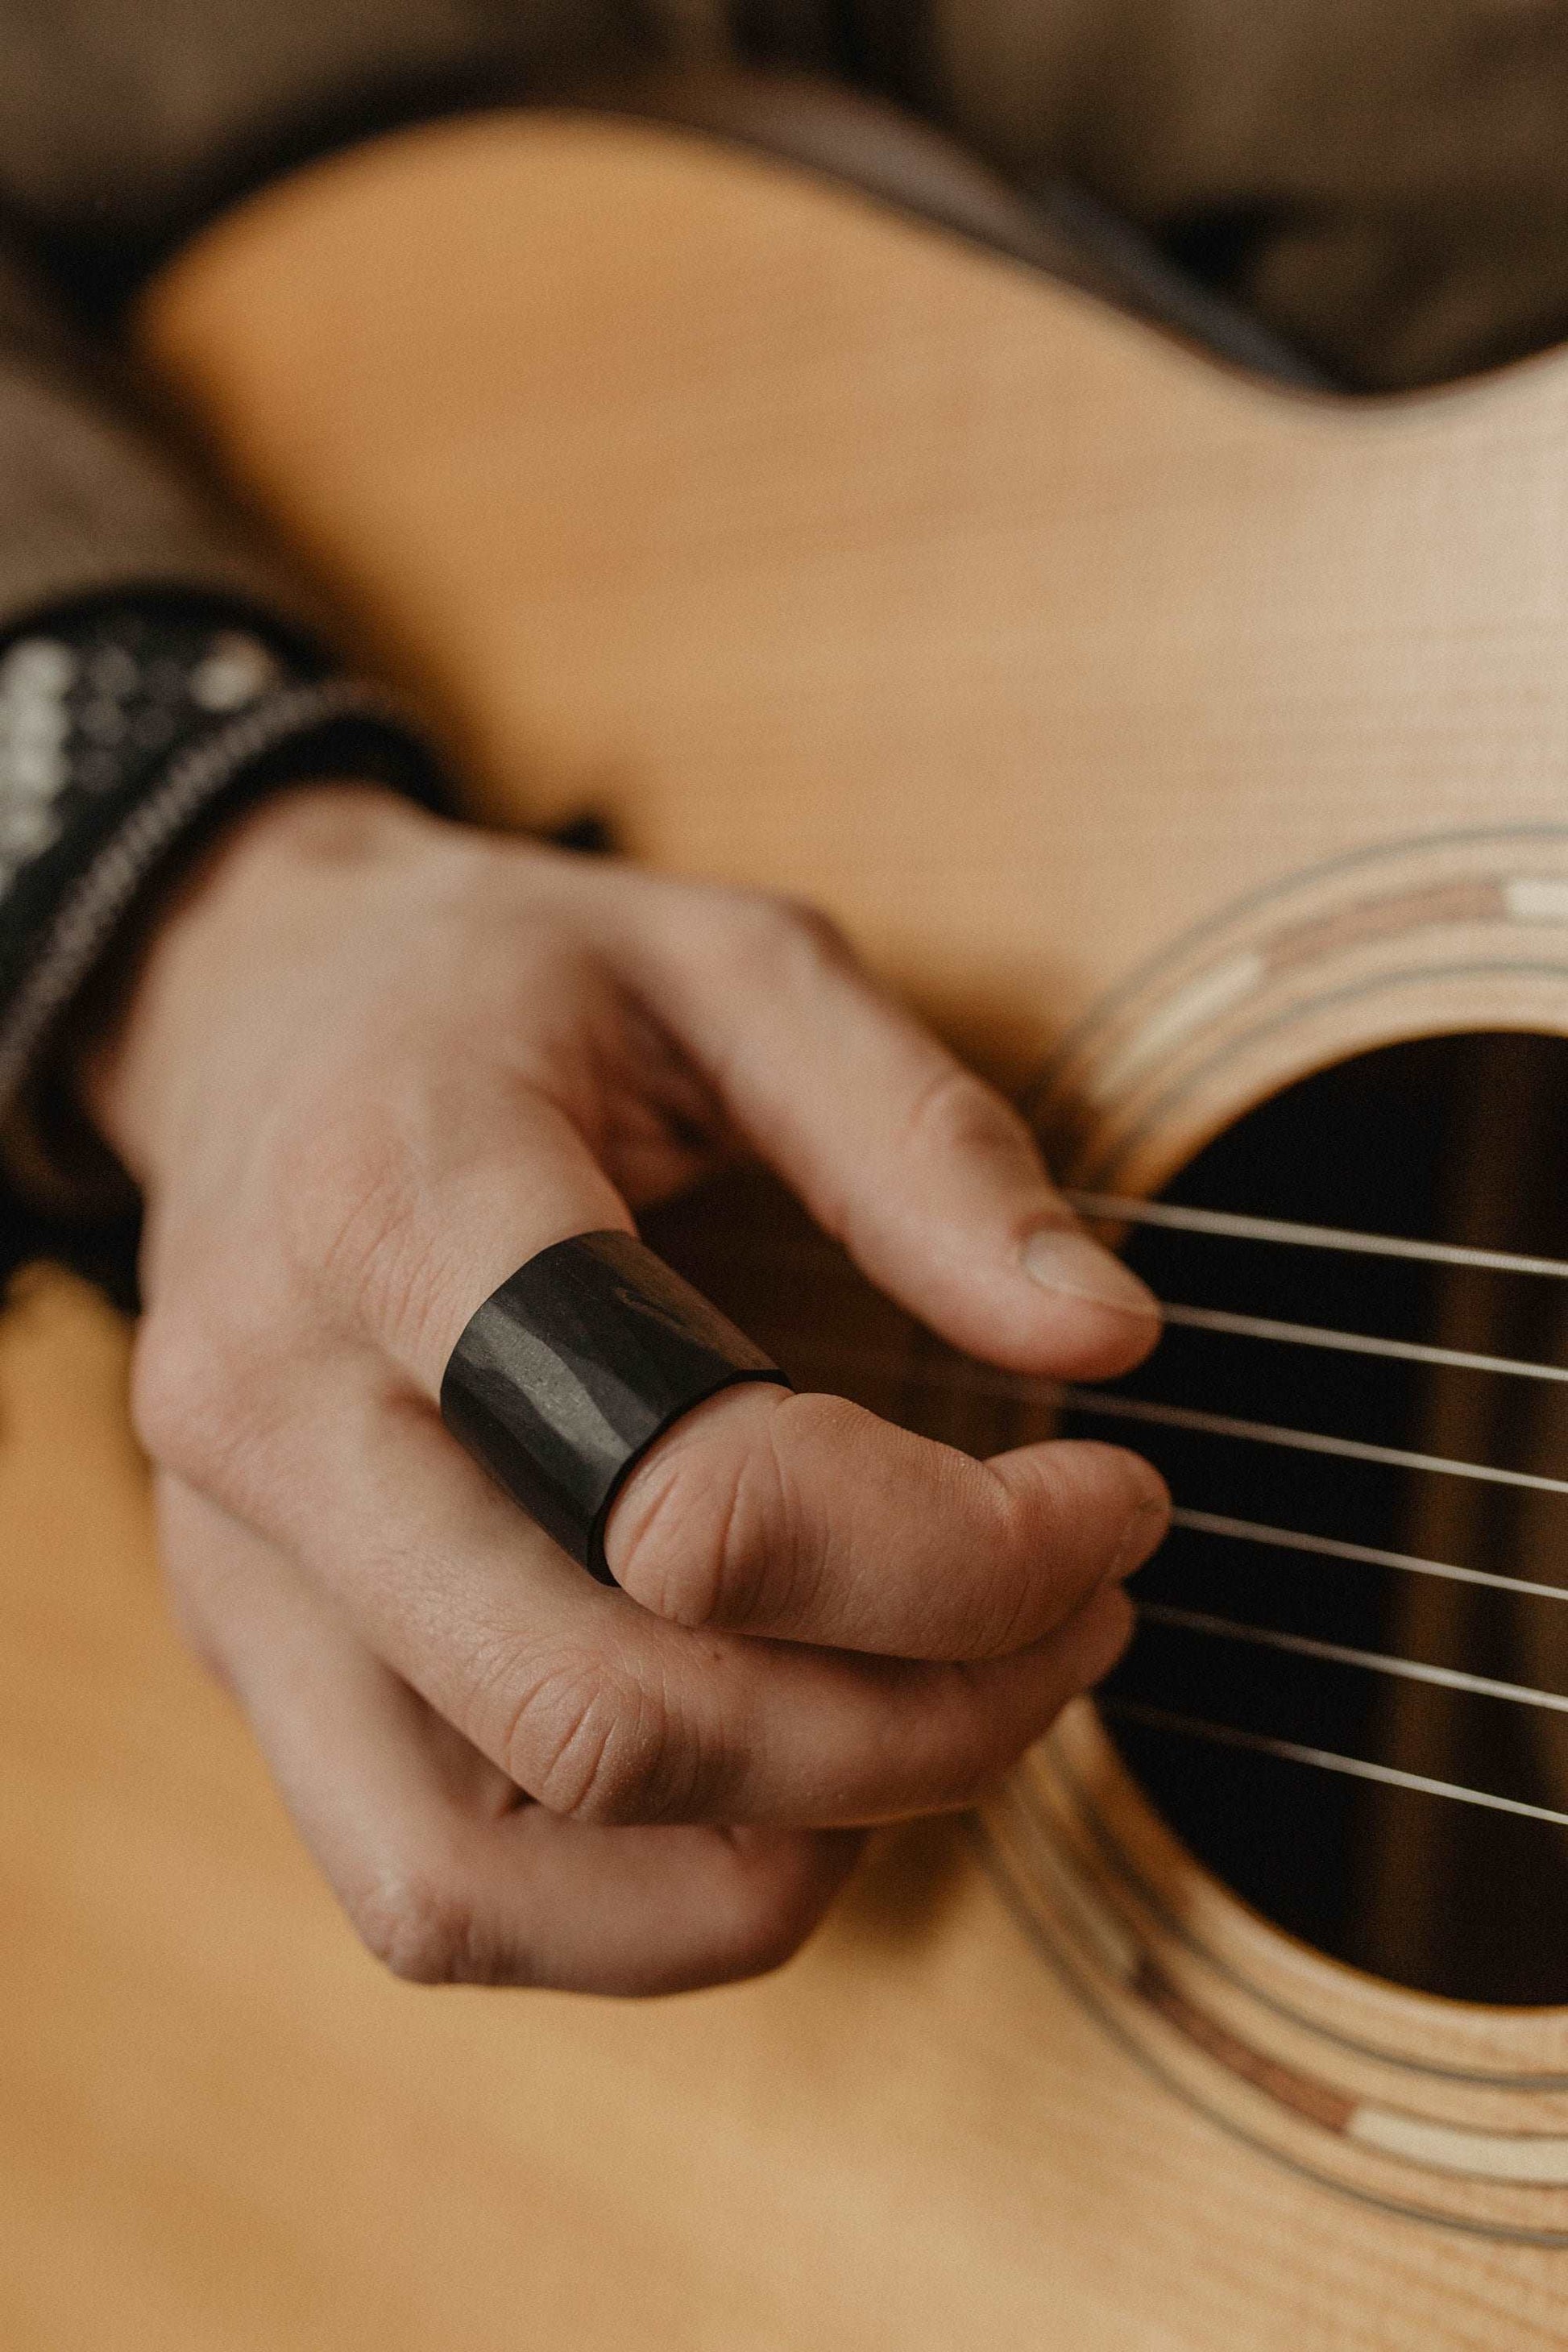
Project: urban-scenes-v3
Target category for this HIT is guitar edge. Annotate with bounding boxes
[8,110,1563,2345]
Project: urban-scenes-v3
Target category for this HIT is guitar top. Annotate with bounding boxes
[10,109,1568,2346]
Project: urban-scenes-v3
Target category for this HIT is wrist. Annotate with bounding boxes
[81,779,429,1187]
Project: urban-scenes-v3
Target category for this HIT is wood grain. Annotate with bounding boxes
[8,110,1568,2339]
[6,1271,1567,2346]
[139,111,1568,1106]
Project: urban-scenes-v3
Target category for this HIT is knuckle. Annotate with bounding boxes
[604,1450,715,1617]
[129,1297,268,1488]
[130,1245,318,1514]
[899,1061,1028,1168]
[278,1109,421,1328]
[1007,1442,1138,1575]
[494,1644,708,1825]
[352,1858,479,1986]
[279,1107,472,1378]
[951,1541,1048,1664]
[708,1876,820,1984]
[720,890,857,984]
[610,1400,808,1634]
[905,1658,1064,1810]
[951,1449,1132,1661]
[919,1708,1032,1811]
[127,1306,206,1469]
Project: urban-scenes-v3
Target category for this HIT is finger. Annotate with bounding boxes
[283,1031,1167,1660]
[319,1076,637,1389]
[157,1475,862,1995]
[234,1383,1135,1827]
[628,889,1159,1378]
[606,1381,1168,1656]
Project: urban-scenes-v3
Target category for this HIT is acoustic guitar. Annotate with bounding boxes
[9,103,1568,2346]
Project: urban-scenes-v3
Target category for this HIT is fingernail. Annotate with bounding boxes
[1021,1226,1160,1321]
[1109,1491,1171,1583]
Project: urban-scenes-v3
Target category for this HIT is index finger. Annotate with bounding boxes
[624,885,1161,1381]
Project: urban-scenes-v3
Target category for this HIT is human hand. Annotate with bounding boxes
[86,783,1167,1995]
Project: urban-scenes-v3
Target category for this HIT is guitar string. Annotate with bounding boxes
[786,1201,1568,1804]
[1053,1387,1568,1497]
[1066,1188,1568,1280]
[785,1354,1568,1533]
[766,1353,1568,1609]
[1040,1394,1568,1744]
[1166,1507,1568,1607]
[1134,1601,1568,1715]
[1076,1263,1568,1798]
[1157,1299,1568,1385]
[810,1348,1568,1500]
[1097,1700,1568,1833]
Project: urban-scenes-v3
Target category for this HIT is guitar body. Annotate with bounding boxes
[9,110,1568,2344]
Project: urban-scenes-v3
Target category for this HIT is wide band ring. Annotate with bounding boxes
[438,1230,792,1584]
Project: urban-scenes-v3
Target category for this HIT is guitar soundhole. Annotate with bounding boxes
[1076,1031,1568,2007]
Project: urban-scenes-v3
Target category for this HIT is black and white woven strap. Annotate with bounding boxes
[0,593,450,1256]
[1,672,439,1101]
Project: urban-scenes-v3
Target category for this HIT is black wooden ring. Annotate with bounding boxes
[438,1230,792,1585]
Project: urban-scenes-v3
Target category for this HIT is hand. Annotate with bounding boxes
[87,783,1167,1996]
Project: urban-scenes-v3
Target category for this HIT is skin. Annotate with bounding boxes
[85,779,1168,1997]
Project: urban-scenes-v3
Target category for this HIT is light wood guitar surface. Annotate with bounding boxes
[6,1267,1562,2347]
[5,112,1568,2345]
